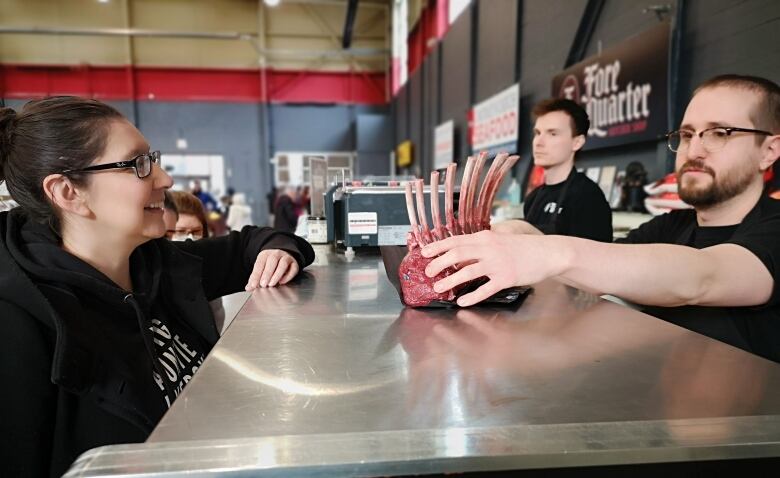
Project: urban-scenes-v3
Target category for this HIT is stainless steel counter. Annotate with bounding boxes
[66,245,780,476]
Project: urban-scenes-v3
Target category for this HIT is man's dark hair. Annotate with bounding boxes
[694,74,780,136]
[532,98,590,137]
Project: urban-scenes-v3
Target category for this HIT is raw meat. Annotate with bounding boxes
[399,152,520,307]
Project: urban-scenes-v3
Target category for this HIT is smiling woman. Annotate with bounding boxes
[0,97,315,477]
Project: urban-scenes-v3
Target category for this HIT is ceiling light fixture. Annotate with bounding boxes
[264,0,281,7]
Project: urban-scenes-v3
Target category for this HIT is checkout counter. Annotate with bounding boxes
[65,246,780,476]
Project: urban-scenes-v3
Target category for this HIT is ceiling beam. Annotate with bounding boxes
[342,0,359,49]
[282,0,385,9]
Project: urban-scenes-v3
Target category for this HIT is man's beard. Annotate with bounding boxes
[676,160,754,208]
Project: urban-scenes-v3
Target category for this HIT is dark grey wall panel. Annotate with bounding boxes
[682,0,780,96]
[356,114,392,176]
[517,0,588,186]
[422,48,440,176]
[584,1,665,58]
[356,114,392,152]
[271,104,354,152]
[357,153,391,176]
[409,68,424,176]
[475,0,518,103]
[137,101,270,226]
[440,5,474,166]
[395,84,409,144]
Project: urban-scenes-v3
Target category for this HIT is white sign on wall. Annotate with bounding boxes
[449,0,471,24]
[469,83,520,154]
[433,120,454,170]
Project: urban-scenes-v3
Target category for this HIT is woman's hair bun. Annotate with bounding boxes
[0,107,18,181]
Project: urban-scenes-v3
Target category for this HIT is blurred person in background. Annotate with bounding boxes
[191,179,217,212]
[299,185,311,215]
[502,98,612,241]
[227,192,253,231]
[167,190,230,332]
[274,185,299,233]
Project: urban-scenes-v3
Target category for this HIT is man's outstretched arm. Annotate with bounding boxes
[422,232,774,308]
[554,237,773,307]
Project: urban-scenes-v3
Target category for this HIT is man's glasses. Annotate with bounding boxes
[667,127,772,153]
[62,151,161,179]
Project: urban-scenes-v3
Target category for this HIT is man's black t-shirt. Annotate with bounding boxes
[524,170,613,242]
[617,195,780,362]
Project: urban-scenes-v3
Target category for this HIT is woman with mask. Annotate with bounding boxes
[0,97,315,477]
[167,189,229,331]
[167,189,210,240]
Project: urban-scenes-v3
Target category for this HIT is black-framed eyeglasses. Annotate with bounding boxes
[666,127,772,153]
[62,151,161,179]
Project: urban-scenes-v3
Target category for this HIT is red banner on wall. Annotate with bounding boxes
[0,64,387,105]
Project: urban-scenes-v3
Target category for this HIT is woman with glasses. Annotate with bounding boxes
[168,190,210,240]
[0,97,315,477]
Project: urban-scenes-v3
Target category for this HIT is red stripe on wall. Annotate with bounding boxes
[0,64,387,105]
[269,70,386,104]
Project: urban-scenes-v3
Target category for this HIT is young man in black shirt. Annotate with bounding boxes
[421,74,780,363]
[521,98,613,241]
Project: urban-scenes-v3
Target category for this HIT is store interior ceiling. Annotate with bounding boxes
[0,0,391,74]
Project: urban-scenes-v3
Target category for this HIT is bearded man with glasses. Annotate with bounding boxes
[419,74,780,363]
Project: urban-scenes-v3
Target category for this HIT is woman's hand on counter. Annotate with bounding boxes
[246,249,299,290]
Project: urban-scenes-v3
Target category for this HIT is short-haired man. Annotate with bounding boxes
[522,98,613,241]
[422,75,780,363]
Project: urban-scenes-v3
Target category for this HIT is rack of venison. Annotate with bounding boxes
[399,152,520,307]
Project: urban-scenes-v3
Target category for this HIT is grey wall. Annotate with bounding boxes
[475,0,518,103]
[393,0,780,193]
[136,101,270,226]
[409,68,424,177]
[439,6,473,168]
[517,0,588,185]
[356,113,393,176]
[422,49,440,178]
[395,83,409,144]
[5,97,392,225]
[681,0,780,96]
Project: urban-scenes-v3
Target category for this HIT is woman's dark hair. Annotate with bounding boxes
[0,96,124,233]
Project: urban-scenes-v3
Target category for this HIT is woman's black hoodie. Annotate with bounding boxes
[0,208,314,477]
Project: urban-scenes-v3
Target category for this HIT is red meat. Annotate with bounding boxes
[399,152,520,307]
